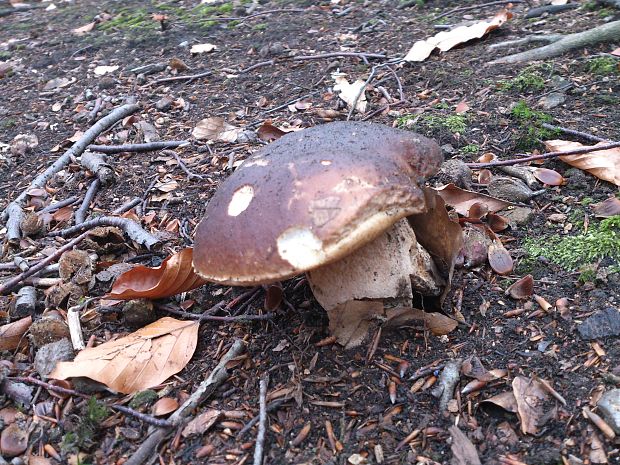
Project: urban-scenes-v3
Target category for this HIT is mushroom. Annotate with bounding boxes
[193,122,446,325]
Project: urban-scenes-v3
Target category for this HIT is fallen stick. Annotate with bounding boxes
[253,375,269,465]
[39,196,81,214]
[466,141,620,168]
[48,216,160,250]
[88,140,188,154]
[124,339,247,465]
[151,71,211,85]
[75,179,101,225]
[488,20,620,64]
[0,231,91,295]
[541,123,609,144]
[1,103,140,235]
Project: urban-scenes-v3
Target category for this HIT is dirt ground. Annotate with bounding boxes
[1,0,620,464]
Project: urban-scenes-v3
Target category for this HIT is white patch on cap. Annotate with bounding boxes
[242,158,269,168]
[320,160,332,166]
[227,185,254,216]
[277,227,326,270]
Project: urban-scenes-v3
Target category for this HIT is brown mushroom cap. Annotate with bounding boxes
[193,121,442,285]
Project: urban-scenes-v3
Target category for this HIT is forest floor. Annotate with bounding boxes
[0,0,620,464]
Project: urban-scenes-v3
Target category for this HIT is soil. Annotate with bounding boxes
[1,1,619,464]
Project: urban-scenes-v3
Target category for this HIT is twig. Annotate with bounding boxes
[88,98,103,123]
[346,59,403,121]
[39,196,80,214]
[48,216,160,250]
[293,52,387,61]
[525,3,579,18]
[202,8,307,23]
[0,231,90,294]
[110,404,173,428]
[161,305,274,322]
[466,141,620,168]
[88,140,189,154]
[113,198,142,215]
[5,203,24,245]
[75,179,101,225]
[161,150,203,180]
[151,71,211,85]
[124,340,247,465]
[263,93,316,114]
[10,376,88,398]
[237,399,288,440]
[239,60,275,74]
[433,0,523,19]
[1,103,140,227]
[253,375,269,465]
[409,363,446,382]
[541,123,609,143]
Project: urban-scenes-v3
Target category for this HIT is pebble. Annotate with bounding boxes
[502,206,534,228]
[538,92,566,110]
[156,96,174,112]
[34,338,74,377]
[577,307,620,340]
[548,213,567,223]
[597,389,620,434]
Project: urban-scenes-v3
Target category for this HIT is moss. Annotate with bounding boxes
[498,65,548,92]
[99,7,157,33]
[129,389,158,408]
[0,118,17,129]
[0,51,11,60]
[510,100,557,149]
[587,57,618,75]
[253,23,267,31]
[460,144,479,154]
[61,398,108,453]
[423,114,468,133]
[522,215,620,272]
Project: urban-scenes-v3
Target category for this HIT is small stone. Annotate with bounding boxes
[29,313,71,348]
[0,423,28,457]
[548,213,567,223]
[502,206,534,228]
[98,77,116,90]
[434,159,472,189]
[597,389,620,434]
[123,299,156,328]
[577,307,620,340]
[488,177,544,203]
[34,338,74,377]
[155,96,174,112]
[538,92,566,110]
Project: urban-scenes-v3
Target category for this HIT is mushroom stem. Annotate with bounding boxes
[306,218,444,312]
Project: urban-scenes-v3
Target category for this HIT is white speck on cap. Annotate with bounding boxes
[227,185,254,216]
[277,227,326,269]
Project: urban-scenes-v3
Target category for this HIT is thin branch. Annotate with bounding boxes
[433,0,523,19]
[161,150,204,180]
[151,71,211,85]
[75,179,101,225]
[1,103,140,225]
[161,305,274,322]
[0,231,91,294]
[109,405,173,428]
[466,141,620,168]
[88,140,189,154]
[541,123,609,144]
[253,375,269,465]
[124,340,247,465]
[112,198,142,215]
[88,98,103,123]
[49,216,160,250]
[237,399,288,440]
[293,52,387,61]
[39,196,80,214]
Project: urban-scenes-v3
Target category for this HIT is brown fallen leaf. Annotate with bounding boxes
[449,426,482,465]
[592,196,620,218]
[505,275,534,299]
[49,317,199,394]
[405,9,512,62]
[479,390,518,413]
[435,184,516,216]
[543,140,620,186]
[192,117,242,142]
[256,122,288,142]
[533,168,565,186]
[106,248,207,300]
[182,409,222,437]
[387,307,458,336]
[0,316,32,351]
[487,229,513,276]
[73,21,96,35]
[512,376,549,435]
[152,397,179,416]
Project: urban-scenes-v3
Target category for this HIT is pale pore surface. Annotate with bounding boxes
[227,185,254,217]
[307,218,443,311]
[276,227,327,270]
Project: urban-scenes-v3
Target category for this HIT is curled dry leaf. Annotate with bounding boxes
[467,202,488,220]
[182,409,222,437]
[505,275,534,299]
[256,123,288,142]
[152,397,179,416]
[435,183,516,216]
[106,248,208,300]
[404,9,512,62]
[543,140,620,186]
[512,376,549,435]
[192,117,242,143]
[486,228,513,275]
[533,168,565,186]
[478,169,492,184]
[50,317,199,394]
[480,390,518,413]
[592,196,620,218]
[487,213,509,232]
[190,43,217,54]
[0,316,32,351]
[449,426,482,465]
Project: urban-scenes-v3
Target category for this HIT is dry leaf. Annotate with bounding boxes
[190,43,217,54]
[256,123,288,142]
[152,397,179,416]
[182,409,221,437]
[543,140,620,186]
[73,22,96,35]
[455,101,470,114]
[533,168,565,186]
[512,376,549,435]
[50,317,199,394]
[435,183,516,216]
[404,9,512,62]
[43,77,74,91]
[487,213,509,232]
[592,196,620,218]
[192,117,242,142]
[488,237,513,275]
[332,72,367,114]
[106,248,208,300]
[480,390,518,413]
[0,317,32,351]
[612,47,620,57]
[505,275,534,299]
[387,307,458,336]
[449,426,481,465]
